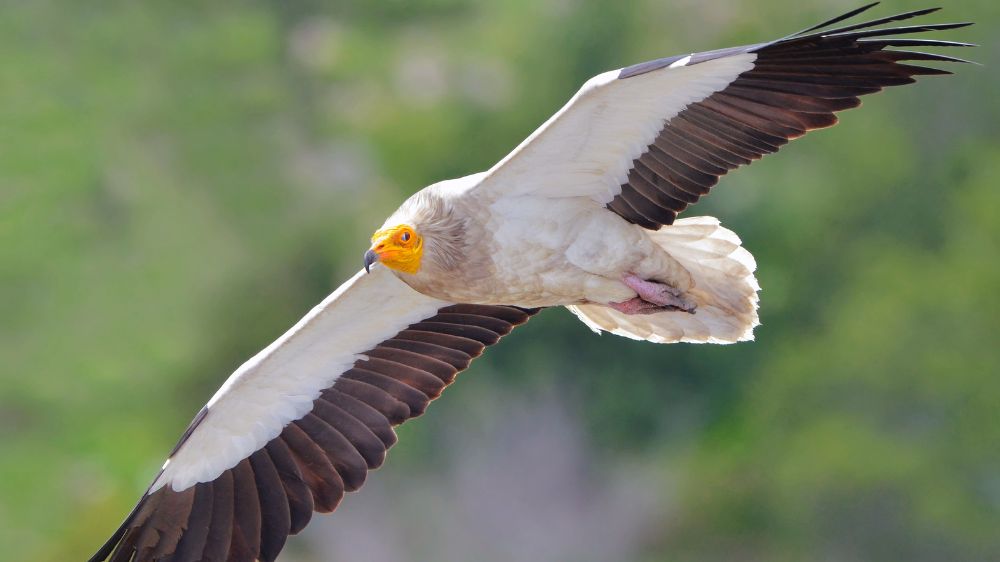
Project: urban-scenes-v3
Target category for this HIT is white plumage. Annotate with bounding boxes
[569,216,760,344]
[475,54,757,203]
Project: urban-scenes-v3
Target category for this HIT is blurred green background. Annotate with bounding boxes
[2,1,998,560]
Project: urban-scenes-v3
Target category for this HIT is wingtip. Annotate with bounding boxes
[789,2,883,37]
[928,21,976,31]
[859,38,979,48]
[966,58,984,67]
[848,2,883,18]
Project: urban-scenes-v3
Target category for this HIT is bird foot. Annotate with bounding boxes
[608,297,666,315]
[618,274,697,314]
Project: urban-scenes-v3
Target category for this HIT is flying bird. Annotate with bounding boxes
[90,4,972,561]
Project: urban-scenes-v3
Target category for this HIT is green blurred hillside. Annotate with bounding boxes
[2,1,998,560]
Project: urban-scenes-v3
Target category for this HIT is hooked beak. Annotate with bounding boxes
[363,249,379,273]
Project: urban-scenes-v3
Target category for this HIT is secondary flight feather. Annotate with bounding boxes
[90,4,972,561]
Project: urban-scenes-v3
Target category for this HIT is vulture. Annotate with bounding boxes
[90,4,972,561]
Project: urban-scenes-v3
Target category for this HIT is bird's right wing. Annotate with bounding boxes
[471,4,972,229]
[89,266,539,562]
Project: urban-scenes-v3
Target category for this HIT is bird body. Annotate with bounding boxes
[384,177,693,309]
[89,5,973,561]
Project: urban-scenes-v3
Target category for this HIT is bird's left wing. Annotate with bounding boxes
[472,4,972,229]
[90,266,538,562]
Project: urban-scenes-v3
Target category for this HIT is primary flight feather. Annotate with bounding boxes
[90,4,972,561]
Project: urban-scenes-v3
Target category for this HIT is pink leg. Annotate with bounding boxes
[622,274,697,313]
[608,297,664,315]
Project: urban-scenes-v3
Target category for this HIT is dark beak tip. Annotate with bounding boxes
[363,249,378,273]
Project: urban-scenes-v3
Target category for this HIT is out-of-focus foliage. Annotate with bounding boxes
[2,1,997,560]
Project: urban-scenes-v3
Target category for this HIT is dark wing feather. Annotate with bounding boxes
[228,458,261,562]
[264,438,314,534]
[165,482,213,562]
[610,5,973,229]
[248,449,291,562]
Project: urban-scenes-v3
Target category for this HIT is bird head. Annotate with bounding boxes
[364,224,423,274]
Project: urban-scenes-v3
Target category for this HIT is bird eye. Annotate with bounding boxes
[401,231,411,242]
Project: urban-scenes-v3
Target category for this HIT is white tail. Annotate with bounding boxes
[568,216,760,344]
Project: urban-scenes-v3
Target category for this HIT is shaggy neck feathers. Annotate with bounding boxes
[385,188,468,275]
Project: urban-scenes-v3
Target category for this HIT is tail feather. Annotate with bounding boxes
[568,216,760,344]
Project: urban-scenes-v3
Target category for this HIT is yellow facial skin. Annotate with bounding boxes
[368,224,423,274]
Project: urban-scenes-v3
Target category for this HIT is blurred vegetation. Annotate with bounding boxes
[2,1,998,560]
